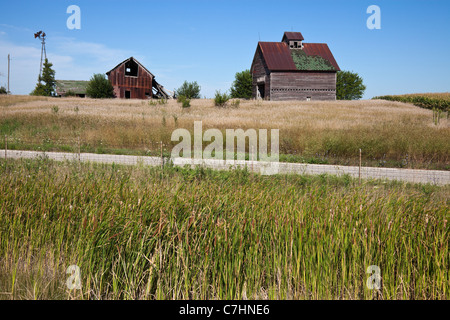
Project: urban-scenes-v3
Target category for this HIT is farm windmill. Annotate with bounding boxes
[34,30,47,82]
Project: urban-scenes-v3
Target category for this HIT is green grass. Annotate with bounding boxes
[0,158,448,300]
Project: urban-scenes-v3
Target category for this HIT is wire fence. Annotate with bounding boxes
[1,135,449,185]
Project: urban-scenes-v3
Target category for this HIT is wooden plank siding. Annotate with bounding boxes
[251,48,271,99]
[108,63,153,99]
[251,50,337,101]
[270,72,336,101]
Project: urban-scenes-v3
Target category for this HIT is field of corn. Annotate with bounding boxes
[373,93,450,112]
[0,158,448,300]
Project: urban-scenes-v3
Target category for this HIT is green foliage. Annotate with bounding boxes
[373,94,450,112]
[230,69,252,99]
[291,50,336,71]
[214,90,230,107]
[86,73,115,99]
[0,86,7,94]
[230,99,240,108]
[177,95,191,108]
[176,81,201,99]
[51,105,59,114]
[65,90,77,97]
[336,70,366,100]
[31,58,56,96]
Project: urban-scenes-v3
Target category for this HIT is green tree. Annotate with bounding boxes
[176,81,201,99]
[86,73,115,98]
[230,69,252,99]
[336,70,366,100]
[0,86,7,94]
[31,58,56,96]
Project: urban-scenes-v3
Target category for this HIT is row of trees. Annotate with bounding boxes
[176,69,365,101]
[30,58,366,100]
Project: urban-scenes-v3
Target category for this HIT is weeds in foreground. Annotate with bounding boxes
[0,158,448,300]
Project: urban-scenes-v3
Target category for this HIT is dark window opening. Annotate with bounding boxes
[125,90,131,99]
[124,59,138,77]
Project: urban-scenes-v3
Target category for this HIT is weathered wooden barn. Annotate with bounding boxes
[106,57,171,99]
[251,32,340,101]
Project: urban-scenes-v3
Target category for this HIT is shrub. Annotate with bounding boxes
[0,86,7,94]
[177,95,191,108]
[86,73,115,99]
[51,105,59,114]
[214,90,230,107]
[176,81,201,99]
[230,99,240,108]
[65,90,77,97]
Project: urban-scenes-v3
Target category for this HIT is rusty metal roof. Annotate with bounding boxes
[255,41,340,72]
[302,43,340,71]
[282,32,304,42]
[258,42,297,71]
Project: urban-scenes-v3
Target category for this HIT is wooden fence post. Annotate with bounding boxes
[78,136,81,163]
[359,149,362,185]
[160,141,163,170]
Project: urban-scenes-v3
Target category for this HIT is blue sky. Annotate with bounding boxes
[0,0,449,98]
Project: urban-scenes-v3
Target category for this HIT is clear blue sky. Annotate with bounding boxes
[0,0,449,98]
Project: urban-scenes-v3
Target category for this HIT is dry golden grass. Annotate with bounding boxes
[1,95,449,169]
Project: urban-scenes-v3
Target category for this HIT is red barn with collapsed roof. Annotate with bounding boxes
[251,32,340,101]
[106,57,171,99]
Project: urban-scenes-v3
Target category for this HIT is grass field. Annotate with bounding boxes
[0,158,448,300]
[1,95,449,170]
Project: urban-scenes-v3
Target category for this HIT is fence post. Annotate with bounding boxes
[77,136,81,163]
[359,149,362,185]
[160,141,163,170]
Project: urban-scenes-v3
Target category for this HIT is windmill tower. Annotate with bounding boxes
[34,31,47,82]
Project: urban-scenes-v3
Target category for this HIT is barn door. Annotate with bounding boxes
[257,83,265,99]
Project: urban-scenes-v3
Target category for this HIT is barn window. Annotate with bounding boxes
[306,97,311,101]
[125,59,138,77]
[290,41,300,48]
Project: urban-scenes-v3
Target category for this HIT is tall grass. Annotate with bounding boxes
[0,158,448,299]
[1,96,449,169]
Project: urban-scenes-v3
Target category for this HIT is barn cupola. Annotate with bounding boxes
[282,31,304,49]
